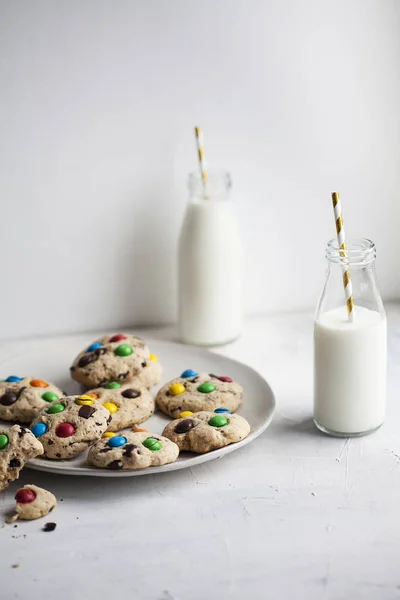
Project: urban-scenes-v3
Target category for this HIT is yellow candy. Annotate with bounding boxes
[102,432,116,438]
[103,402,118,414]
[149,353,159,362]
[179,411,193,418]
[75,395,94,406]
[169,383,185,396]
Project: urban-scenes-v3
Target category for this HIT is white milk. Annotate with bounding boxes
[314,305,387,435]
[178,199,243,345]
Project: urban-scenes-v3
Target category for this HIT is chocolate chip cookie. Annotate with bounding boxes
[155,371,243,418]
[162,409,250,453]
[30,396,110,459]
[0,376,64,423]
[0,425,44,491]
[87,430,179,470]
[85,381,155,431]
[70,334,151,388]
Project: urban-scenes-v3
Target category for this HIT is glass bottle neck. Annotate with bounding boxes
[188,169,231,202]
[326,238,376,269]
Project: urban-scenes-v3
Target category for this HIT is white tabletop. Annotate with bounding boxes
[1,305,400,600]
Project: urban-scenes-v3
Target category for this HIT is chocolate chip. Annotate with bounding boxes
[121,389,141,399]
[190,377,199,383]
[174,419,195,434]
[209,374,219,379]
[118,372,129,380]
[95,422,103,426]
[47,440,54,445]
[100,447,112,453]
[123,444,138,457]
[107,415,112,424]
[0,392,17,406]
[95,347,108,357]
[43,522,56,532]
[56,453,62,458]
[18,427,27,437]
[108,460,122,470]
[79,405,96,419]
[78,353,97,368]
[9,458,21,468]
[141,361,147,368]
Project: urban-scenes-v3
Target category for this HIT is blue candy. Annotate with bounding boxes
[214,407,231,414]
[86,342,103,352]
[181,369,198,379]
[31,423,48,437]
[5,376,23,383]
[108,435,127,448]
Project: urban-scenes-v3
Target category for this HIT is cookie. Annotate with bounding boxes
[9,485,56,521]
[0,376,64,424]
[85,381,155,431]
[87,431,179,471]
[162,410,250,453]
[30,396,110,459]
[155,371,243,418]
[0,425,44,491]
[128,354,162,389]
[70,334,152,388]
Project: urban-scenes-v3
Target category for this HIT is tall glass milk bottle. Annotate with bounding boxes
[314,238,387,436]
[178,170,243,346]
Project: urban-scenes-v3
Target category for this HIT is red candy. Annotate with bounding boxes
[15,488,36,504]
[218,376,233,383]
[109,334,127,343]
[56,423,76,438]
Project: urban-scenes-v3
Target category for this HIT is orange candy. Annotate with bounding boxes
[132,427,148,433]
[30,379,49,388]
[86,393,99,400]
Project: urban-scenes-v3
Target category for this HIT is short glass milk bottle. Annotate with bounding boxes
[314,238,387,436]
[178,170,243,346]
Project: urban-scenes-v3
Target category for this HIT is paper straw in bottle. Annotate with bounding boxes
[194,126,209,199]
[331,191,354,321]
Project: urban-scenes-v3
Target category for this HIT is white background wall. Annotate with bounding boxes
[0,0,399,340]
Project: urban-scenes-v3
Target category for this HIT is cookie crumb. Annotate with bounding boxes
[43,522,57,532]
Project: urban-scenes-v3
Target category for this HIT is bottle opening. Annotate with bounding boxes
[326,238,376,266]
[188,169,232,199]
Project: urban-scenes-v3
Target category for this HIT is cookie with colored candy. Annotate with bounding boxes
[0,377,64,424]
[8,485,56,522]
[155,371,242,418]
[162,410,250,454]
[30,396,110,459]
[87,430,179,471]
[70,334,153,388]
[127,353,162,389]
[0,425,44,491]
[85,381,155,432]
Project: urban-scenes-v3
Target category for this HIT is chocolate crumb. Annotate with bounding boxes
[11,564,19,569]
[9,458,21,469]
[13,524,17,528]
[43,522,56,532]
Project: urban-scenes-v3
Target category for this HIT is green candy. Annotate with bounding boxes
[47,403,65,414]
[208,415,229,428]
[197,382,216,394]
[0,434,9,450]
[104,381,121,389]
[142,437,162,452]
[41,392,59,403]
[115,344,133,357]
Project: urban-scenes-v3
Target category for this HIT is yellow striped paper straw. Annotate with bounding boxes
[332,191,354,321]
[194,126,209,199]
